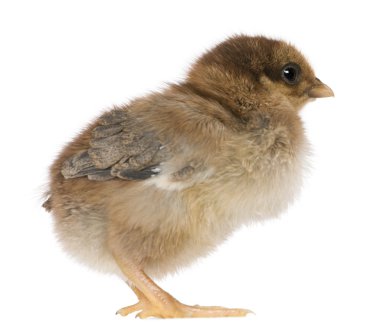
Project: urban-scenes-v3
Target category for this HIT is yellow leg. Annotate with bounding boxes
[113,255,252,318]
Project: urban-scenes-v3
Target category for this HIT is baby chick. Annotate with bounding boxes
[44,35,333,318]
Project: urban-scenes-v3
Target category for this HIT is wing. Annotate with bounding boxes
[61,109,169,181]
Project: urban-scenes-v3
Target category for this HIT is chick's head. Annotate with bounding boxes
[187,35,333,117]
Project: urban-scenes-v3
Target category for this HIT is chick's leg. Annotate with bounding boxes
[113,255,251,318]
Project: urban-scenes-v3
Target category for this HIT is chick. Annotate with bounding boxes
[44,35,333,318]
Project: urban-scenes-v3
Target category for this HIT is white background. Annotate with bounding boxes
[1,1,379,325]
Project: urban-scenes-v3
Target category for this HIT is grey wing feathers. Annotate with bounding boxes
[61,109,167,181]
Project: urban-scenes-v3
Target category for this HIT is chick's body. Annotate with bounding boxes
[45,35,333,318]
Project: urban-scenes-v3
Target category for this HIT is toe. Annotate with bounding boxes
[116,302,142,316]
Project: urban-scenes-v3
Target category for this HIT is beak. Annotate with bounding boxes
[308,78,334,98]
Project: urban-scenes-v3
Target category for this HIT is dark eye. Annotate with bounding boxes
[281,63,301,85]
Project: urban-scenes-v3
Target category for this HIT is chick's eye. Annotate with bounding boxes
[281,63,300,85]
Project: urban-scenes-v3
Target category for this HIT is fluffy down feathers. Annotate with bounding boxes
[45,35,332,280]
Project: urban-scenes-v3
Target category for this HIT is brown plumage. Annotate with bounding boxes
[44,35,333,318]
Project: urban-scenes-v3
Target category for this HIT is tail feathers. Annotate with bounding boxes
[42,196,52,212]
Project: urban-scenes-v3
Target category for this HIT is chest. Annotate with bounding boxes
[195,127,310,228]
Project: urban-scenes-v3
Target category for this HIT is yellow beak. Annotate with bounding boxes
[308,78,334,98]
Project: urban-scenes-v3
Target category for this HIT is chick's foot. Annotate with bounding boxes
[113,255,251,318]
[116,298,252,318]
